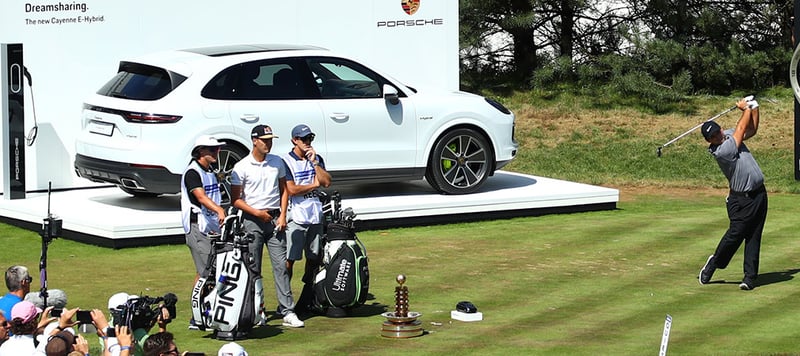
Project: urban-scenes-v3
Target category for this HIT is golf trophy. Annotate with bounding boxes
[381,274,423,338]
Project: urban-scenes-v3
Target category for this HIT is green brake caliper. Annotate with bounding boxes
[442,143,457,170]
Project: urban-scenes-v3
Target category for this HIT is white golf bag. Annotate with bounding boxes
[191,210,266,340]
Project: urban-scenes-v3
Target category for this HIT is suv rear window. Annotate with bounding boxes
[96,62,187,100]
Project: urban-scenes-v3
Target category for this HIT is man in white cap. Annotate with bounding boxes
[182,135,227,329]
[218,341,248,356]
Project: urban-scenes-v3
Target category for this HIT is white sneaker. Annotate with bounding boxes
[282,312,305,328]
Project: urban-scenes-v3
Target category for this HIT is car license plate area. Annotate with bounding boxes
[88,120,115,136]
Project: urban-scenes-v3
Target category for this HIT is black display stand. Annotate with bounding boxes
[1,43,26,198]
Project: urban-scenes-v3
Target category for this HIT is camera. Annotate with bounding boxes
[111,293,178,330]
[41,215,62,242]
[76,310,92,324]
[50,309,93,324]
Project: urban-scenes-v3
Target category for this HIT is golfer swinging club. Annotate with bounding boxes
[698,96,767,291]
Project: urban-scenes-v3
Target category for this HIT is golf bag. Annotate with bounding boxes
[191,209,266,340]
[311,192,370,313]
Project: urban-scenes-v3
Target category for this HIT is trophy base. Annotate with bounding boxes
[381,320,423,338]
[380,311,423,338]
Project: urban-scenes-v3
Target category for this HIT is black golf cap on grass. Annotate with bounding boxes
[701,121,721,140]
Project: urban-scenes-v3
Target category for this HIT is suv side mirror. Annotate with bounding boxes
[383,84,399,105]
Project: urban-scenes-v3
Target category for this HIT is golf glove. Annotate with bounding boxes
[747,100,759,109]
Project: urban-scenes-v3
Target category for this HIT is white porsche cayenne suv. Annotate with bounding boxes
[74,44,517,196]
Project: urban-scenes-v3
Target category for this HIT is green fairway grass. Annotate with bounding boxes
[2,191,799,355]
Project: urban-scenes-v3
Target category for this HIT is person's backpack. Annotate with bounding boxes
[191,210,266,340]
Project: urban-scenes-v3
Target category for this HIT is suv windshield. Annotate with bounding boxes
[96,62,186,100]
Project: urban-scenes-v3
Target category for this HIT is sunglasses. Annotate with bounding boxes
[296,134,315,143]
[163,346,179,355]
[24,276,32,283]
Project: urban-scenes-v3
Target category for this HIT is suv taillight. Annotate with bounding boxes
[123,112,182,123]
[84,105,182,124]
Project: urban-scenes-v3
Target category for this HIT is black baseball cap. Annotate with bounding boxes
[251,124,278,139]
[701,121,721,140]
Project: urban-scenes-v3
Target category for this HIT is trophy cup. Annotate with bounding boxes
[381,274,423,338]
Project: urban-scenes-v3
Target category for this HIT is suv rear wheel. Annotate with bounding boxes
[215,143,248,207]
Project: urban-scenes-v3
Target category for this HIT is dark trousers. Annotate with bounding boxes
[712,188,768,281]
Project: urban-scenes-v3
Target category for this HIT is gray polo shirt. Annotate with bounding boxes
[708,129,764,192]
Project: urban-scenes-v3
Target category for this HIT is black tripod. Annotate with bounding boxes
[38,182,62,308]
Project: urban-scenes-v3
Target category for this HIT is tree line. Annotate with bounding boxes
[460,0,794,104]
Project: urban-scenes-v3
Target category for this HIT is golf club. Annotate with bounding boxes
[656,95,753,157]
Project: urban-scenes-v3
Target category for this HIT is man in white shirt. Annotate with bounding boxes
[230,125,302,328]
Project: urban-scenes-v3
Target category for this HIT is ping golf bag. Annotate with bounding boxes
[191,210,266,340]
[311,192,370,314]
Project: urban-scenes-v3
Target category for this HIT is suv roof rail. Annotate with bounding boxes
[181,44,327,57]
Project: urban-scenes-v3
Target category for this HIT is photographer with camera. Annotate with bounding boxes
[33,306,81,356]
[105,292,177,356]
[88,308,133,356]
[24,288,73,355]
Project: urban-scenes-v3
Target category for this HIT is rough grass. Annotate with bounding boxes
[499,87,799,192]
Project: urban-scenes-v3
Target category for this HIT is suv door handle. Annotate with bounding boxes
[240,114,259,123]
[329,113,349,122]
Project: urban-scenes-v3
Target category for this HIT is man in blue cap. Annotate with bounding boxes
[282,124,331,315]
[698,97,766,290]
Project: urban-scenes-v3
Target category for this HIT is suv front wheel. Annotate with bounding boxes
[425,128,492,195]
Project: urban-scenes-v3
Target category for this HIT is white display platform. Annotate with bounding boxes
[0,171,618,248]
[451,310,483,322]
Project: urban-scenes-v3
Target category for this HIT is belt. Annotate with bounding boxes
[244,208,281,220]
[729,185,765,198]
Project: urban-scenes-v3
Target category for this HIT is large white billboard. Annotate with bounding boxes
[1,0,458,192]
